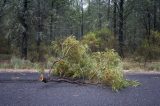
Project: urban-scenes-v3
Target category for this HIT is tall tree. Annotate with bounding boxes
[153,0,157,30]
[81,0,84,37]
[113,0,117,38]
[20,0,29,59]
[118,0,124,57]
[107,0,110,21]
[36,0,42,61]
[49,0,54,41]
[0,0,6,18]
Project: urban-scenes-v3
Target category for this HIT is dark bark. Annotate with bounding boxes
[81,0,84,37]
[37,0,42,61]
[49,0,54,41]
[147,8,151,42]
[118,0,124,57]
[113,0,117,38]
[21,0,28,60]
[0,0,7,18]
[107,0,110,21]
[50,14,53,40]
[153,0,157,30]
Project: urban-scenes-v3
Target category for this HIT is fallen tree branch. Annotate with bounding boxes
[46,78,101,85]
[49,78,85,85]
[48,45,75,79]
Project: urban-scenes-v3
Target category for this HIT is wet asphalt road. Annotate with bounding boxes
[0,72,160,106]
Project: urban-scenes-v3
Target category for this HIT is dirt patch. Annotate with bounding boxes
[0,69,39,73]
[124,70,160,75]
[1,69,160,75]
[0,69,36,73]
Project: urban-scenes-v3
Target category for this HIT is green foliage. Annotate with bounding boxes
[90,50,140,91]
[82,29,116,52]
[51,36,90,78]
[135,31,160,62]
[27,43,50,62]
[34,63,45,74]
[54,60,69,77]
[82,32,100,52]
[95,29,115,50]
[49,36,140,91]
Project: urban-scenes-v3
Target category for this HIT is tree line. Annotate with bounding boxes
[0,0,160,61]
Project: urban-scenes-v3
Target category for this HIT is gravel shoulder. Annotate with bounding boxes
[0,69,160,74]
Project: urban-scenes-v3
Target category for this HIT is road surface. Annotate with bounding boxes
[0,72,160,106]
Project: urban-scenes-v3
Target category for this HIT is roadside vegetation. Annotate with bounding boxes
[1,0,160,91]
[0,32,141,91]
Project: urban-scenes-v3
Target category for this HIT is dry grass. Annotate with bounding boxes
[123,59,160,72]
[0,69,51,73]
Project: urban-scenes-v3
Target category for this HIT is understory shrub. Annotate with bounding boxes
[82,28,117,52]
[135,31,160,63]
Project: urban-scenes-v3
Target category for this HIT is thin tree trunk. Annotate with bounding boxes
[107,0,110,21]
[113,0,117,38]
[0,0,7,18]
[50,14,53,41]
[49,0,54,41]
[153,0,157,30]
[21,0,28,60]
[118,0,124,57]
[37,0,42,61]
[81,0,84,37]
[147,9,151,42]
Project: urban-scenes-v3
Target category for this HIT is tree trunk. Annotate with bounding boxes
[113,0,117,38]
[49,0,54,41]
[21,0,28,60]
[118,0,124,57]
[153,0,157,30]
[0,0,7,18]
[50,14,53,41]
[107,0,110,21]
[37,0,42,61]
[147,8,151,42]
[81,0,84,37]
